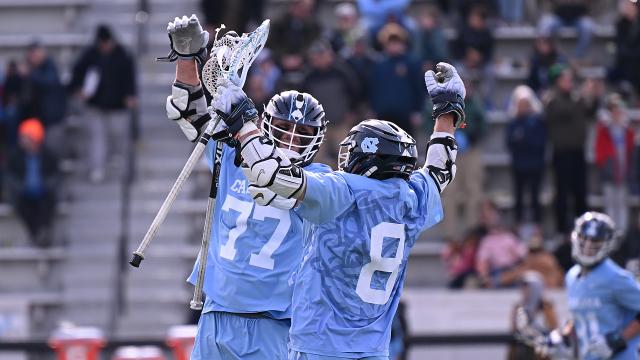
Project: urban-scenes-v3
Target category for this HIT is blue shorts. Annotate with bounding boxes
[191,311,290,360]
[288,351,388,360]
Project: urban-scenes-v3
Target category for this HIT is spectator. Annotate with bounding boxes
[439,79,486,237]
[0,69,4,202]
[301,40,361,167]
[612,212,640,276]
[527,33,565,94]
[200,0,264,35]
[594,93,635,233]
[452,6,496,106]
[441,229,481,289]
[498,0,525,25]
[501,227,564,288]
[509,271,559,360]
[269,0,321,74]
[246,74,271,108]
[247,49,281,103]
[356,0,413,38]
[368,23,424,134]
[6,118,60,247]
[68,25,137,183]
[544,64,599,233]
[537,0,593,59]
[476,200,527,288]
[344,33,379,106]
[2,60,26,149]
[453,6,494,68]
[413,6,449,71]
[506,85,546,224]
[328,3,367,56]
[611,0,640,98]
[553,234,574,273]
[22,42,67,152]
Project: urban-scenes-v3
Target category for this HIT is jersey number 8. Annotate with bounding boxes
[356,222,405,305]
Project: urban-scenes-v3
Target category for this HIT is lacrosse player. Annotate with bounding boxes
[210,61,464,359]
[163,15,331,359]
[517,211,640,360]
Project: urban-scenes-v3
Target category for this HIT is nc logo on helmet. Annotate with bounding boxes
[361,137,379,153]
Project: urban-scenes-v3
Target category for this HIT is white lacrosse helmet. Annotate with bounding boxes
[261,90,327,166]
[571,211,618,267]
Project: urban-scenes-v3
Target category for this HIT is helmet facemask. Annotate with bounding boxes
[261,113,326,165]
[570,212,617,268]
[337,136,355,172]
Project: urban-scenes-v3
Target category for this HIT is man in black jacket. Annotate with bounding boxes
[68,25,137,183]
[544,64,599,233]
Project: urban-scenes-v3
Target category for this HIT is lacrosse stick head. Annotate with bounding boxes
[202,19,270,98]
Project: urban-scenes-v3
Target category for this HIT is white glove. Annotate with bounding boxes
[242,165,296,209]
[587,335,614,359]
[166,82,210,141]
[210,79,259,136]
[211,79,248,115]
[160,14,209,63]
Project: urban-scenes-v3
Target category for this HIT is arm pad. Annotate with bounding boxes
[238,122,306,199]
[424,131,458,193]
[166,81,210,141]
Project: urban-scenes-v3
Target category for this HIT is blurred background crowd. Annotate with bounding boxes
[1,0,640,358]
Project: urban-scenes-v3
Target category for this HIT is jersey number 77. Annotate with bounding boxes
[219,195,291,270]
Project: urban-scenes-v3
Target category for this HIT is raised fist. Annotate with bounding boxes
[159,14,209,63]
[424,62,466,128]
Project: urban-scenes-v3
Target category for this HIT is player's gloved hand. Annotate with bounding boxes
[424,62,466,128]
[159,14,209,63]
[211,79,259,137]
[241,165,296,209]
[166,81,211,141]
[587,332,627,359]
[514,307,571,358]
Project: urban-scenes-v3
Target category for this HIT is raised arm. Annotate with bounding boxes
[421,62,466,193]
[164,15,212,142]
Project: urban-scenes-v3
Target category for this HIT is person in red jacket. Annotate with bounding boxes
[594,93,635,233]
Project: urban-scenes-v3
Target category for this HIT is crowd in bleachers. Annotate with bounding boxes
[0,0,640,293]
[0,23,137,247]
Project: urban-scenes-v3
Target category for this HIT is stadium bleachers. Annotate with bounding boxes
[1,1,637,359]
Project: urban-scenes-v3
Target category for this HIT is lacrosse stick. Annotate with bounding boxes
[130,20,270,277]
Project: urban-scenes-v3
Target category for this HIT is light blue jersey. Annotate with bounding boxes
[187,141,331,318]
[290,169,443,358]
[566,259,640,360]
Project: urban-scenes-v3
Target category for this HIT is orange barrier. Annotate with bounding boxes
[48,325,105,360]
[166,325,198,360]
[112,346,166,360]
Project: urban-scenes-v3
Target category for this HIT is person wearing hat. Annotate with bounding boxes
[6,118,60,247]
[594,93,635,234]
[301,39,361,167]
[328,2,367,55]
[68,24,137,183]
[368,23,424,136]
[543,63,600,234]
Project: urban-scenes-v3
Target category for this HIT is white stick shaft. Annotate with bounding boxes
[134,138,207,258]
[132,117,221,263]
